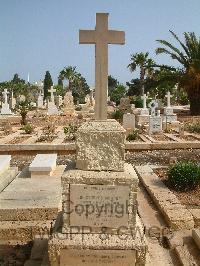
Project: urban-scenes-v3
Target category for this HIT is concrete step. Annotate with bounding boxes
[0,167,18,192]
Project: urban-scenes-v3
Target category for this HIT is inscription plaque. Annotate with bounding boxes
[70,184,130,227]
[60,249,136,266]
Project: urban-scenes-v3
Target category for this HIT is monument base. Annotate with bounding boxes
[48,215,147,266]
[76,120,125,171]
[0,103,12,115]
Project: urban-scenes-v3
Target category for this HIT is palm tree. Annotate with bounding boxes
[59,66,78,91]
[156,31,200,115]
[127,52,155,95]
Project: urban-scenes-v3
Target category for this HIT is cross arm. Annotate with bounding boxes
[108,30,125,44]
[79,30,96,44]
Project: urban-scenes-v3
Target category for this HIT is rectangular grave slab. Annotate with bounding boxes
[0,155,11,175]
[62,162,138,234]
[136,115,150,126]
[29,154,57,178]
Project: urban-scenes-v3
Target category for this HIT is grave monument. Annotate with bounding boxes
[149,100,162,134]
[47,86,59,115]
[136,94,150,126]
[163,91,177,123]
[48,13,146,266]
[63,91,75,115]
[0,89,12,115]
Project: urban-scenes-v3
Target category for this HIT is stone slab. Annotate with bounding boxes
[48,215,147,266]
[164,107,174,115]
[162,114,177,123]
[62,163,138,233]
[0,165,65,221]
[192,229,200,250]
[60,249,136,266]
[136,115,150,125]
[0,167,18,192]
[0,155,11,175]
[70,184,130,228]
[76,120,125,171]
[29,153,57,174]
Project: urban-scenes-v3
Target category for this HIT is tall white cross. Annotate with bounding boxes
[165,91,172,107]
[48,86,56,102]
[141,94,148,109]
[2,89,9,104]
[79,13,125,120]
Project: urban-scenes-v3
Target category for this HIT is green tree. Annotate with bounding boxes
[12,73,25,84]
[127,52,155,95]
[108,75,119,95]
[59,66,77,91]
[156,31,200,115]
[109,84,126,105]
[58,77,63,88]
[43,71,53,101]
[16,100,32,125]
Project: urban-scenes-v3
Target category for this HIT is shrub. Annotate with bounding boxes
[111,110,123,121]
[134,97,143,108]
[187,122,200,133]
[167,161,200,191]
[126,130,139,141]
[22,123,33,134]
[64,123,78,140]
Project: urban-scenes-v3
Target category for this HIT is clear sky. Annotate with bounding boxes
[0,0,200,86]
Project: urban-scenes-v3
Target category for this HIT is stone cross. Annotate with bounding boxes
[79,13,125,120]
[48,86,56,102]
[165,91,172,107]
[2,89,9,104]
[141,94,148,109]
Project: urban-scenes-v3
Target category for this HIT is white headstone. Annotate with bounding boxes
[149,116,162,134]
[1,89,12,115]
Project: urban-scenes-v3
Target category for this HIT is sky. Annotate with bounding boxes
[0,0,200,87]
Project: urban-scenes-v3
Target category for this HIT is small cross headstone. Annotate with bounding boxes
[1,89,12,115]
[79,13,125,120]
[48,86,56,102]
[165,91,172,107]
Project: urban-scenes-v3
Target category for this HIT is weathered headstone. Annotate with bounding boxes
[1,89,12,115]
[123,113,135,130]
[119,97,132,113]
[9,91,16,110]
[136,94,150,126]
[63,91,75,115]
[37,92,44,108]
[149,115,162,134]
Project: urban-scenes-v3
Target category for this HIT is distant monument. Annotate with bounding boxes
[1,89,12,115]
[163,91,177,122]
[63,91,75,115]
[47,86,59,115]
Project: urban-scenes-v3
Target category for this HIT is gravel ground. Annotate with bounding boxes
[10,149,200,170]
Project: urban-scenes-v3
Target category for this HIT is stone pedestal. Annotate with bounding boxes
[76,120,125,172]
[48,163,147,266]
[1,103,12,115]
